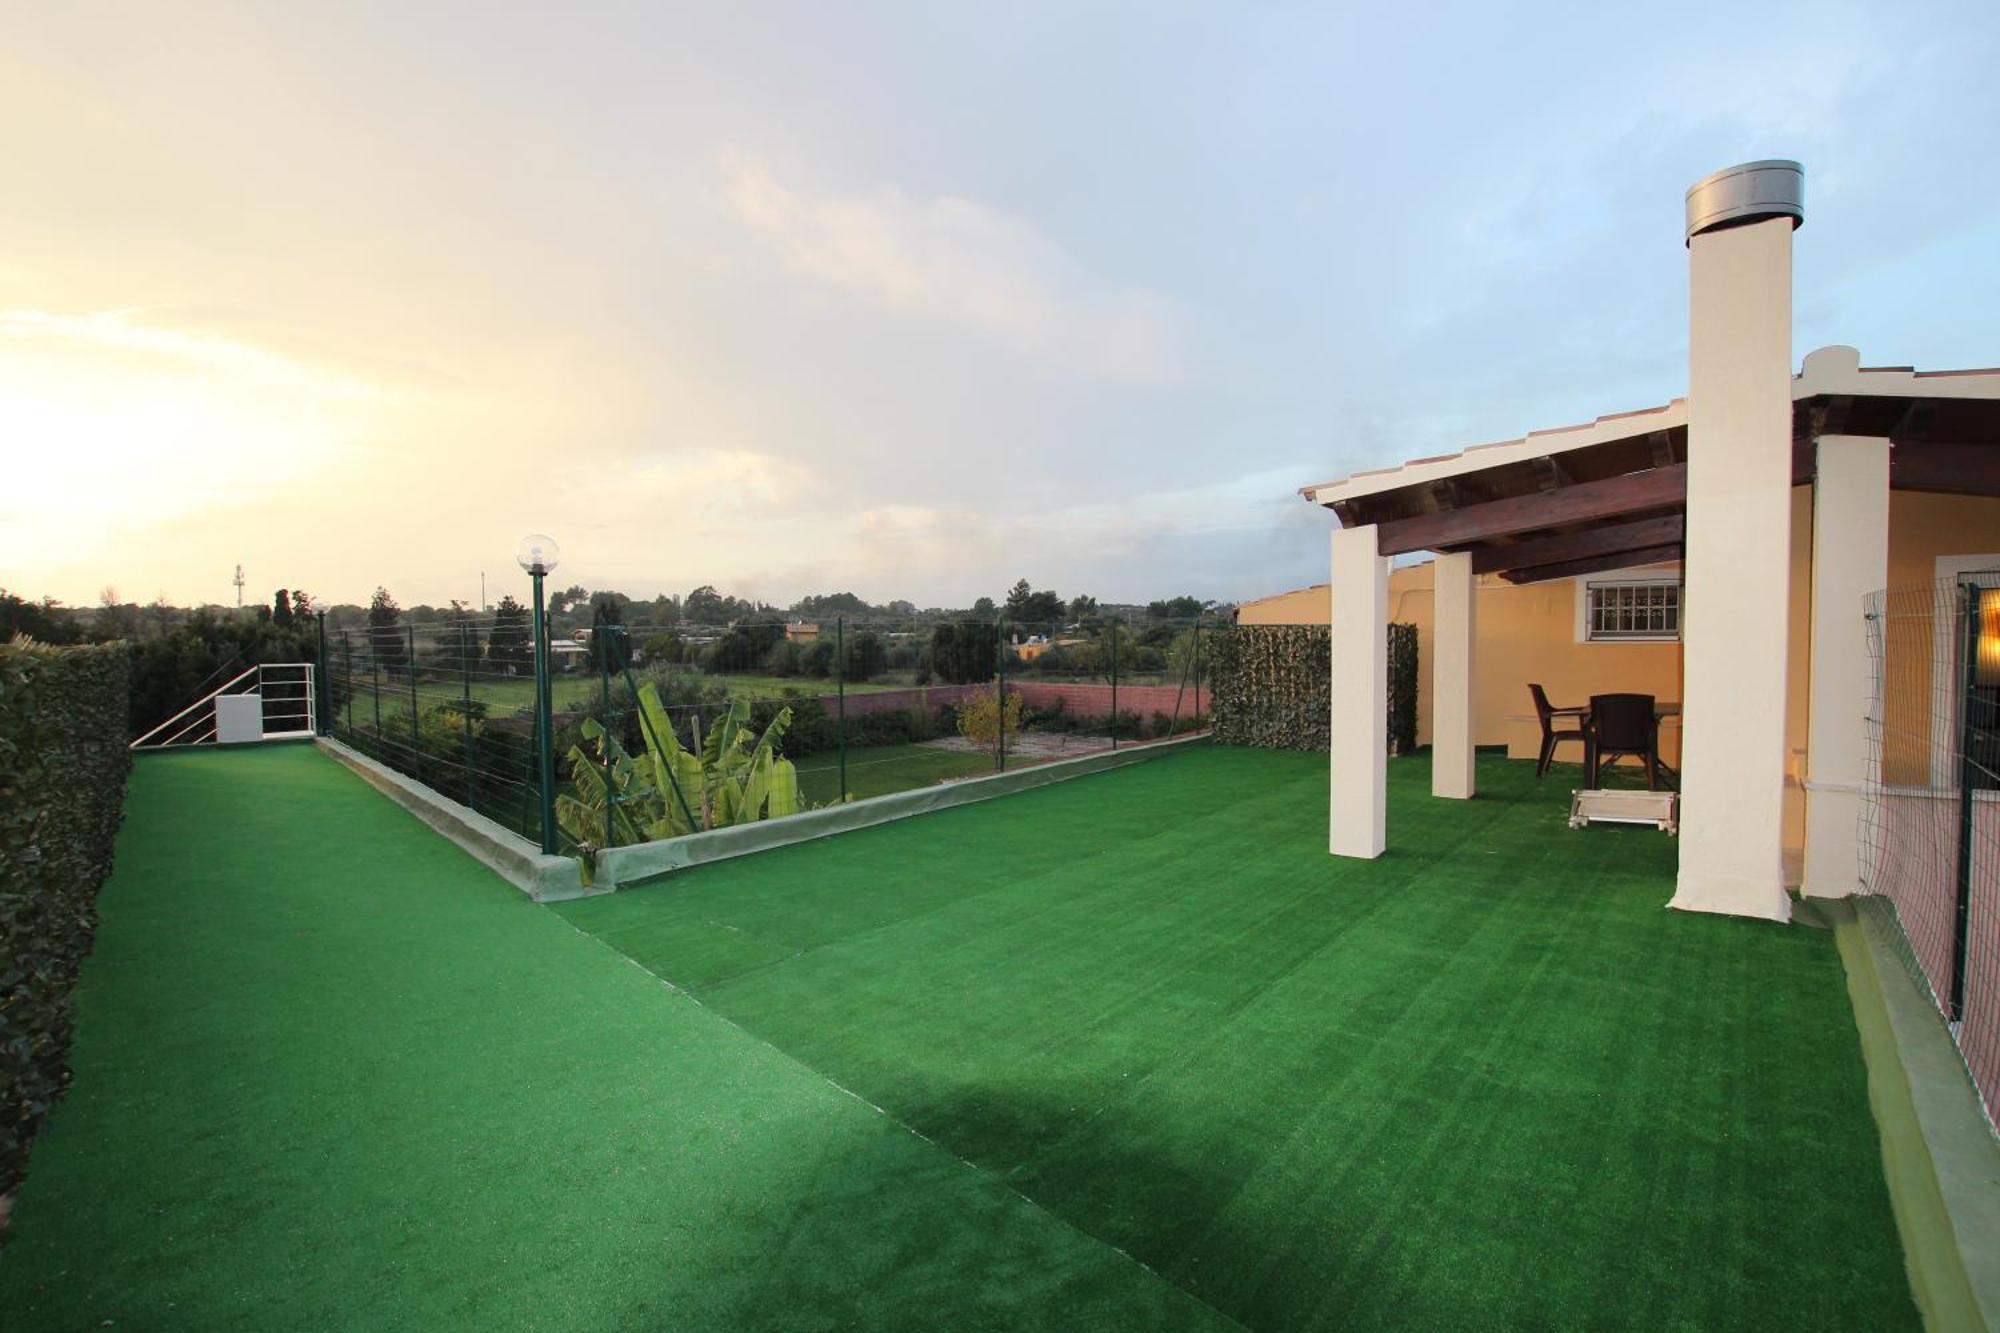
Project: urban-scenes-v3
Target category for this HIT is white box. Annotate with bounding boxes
[215,693,264,745]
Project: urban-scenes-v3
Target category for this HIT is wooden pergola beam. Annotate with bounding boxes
[1469,513,1686,576]
[1374,463,1686,556]
[1501,543,1684,585]
[1891,441,2000,497]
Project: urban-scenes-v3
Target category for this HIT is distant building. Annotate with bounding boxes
[785,621,820,642]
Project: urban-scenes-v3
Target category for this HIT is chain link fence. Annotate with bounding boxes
[1859,571,2000,1132]
[319,603,1220,859]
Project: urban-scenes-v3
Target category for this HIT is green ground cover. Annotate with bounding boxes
[558,748,1919,1331]
[793,741,1003,803]
[0,743,1918,1330]
[0,747,1227,1330]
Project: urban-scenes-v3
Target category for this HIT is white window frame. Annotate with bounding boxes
[1572,565,1683,645]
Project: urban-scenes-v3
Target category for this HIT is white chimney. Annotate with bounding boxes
[1670,161,1804,922]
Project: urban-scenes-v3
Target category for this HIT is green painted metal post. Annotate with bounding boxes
[531,569,558,854]
[461,617,476,811]
[1108,618,1119,752]
[1193,616,1203,728]
[407,625,420,751]
[995,620,1006,774]
[370,628,382,739]
[836,616,848,800]
[1952,582,1980,1021]
[341,631,353,732]
[315,611,328,735]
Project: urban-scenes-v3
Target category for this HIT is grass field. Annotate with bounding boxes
[0,744,1917,1329]
[337,669,906,723]
[793,741,1002,803]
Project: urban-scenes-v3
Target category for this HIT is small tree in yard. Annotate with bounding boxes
[956,682,1025,757]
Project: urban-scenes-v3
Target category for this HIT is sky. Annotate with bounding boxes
[3,1,1998,613]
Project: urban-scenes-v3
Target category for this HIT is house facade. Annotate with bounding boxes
[1297,160,2000,922]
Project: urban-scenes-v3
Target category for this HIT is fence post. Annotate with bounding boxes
[315,611,328,735]
[461,617,476,811]
[531,568,558,855]
[1109,617,1119,752]
[371,630,382,739]
[341,630,353,732]
[995,620,1007,773]
[1953,581,1979,1022]
[836,616,848,800]
[407,625,420,752]
[1194,617,1203,726]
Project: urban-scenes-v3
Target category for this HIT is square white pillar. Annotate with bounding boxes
[1670,214,1795,923]
[1802,434,1890,897]
[1432,550,1477,799]
[1330,524,1388,858]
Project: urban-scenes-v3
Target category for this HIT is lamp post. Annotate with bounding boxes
[517,534,560,854]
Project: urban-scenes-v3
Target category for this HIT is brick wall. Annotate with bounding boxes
[816,680,1209,721]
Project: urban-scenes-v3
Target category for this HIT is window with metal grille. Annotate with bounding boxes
[1585,580,1681,641]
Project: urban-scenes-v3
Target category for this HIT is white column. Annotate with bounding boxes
[1802,435,1891,897]
[1670,214,1795,923]
[1330,524,1388,858]
[1431,551,1477,799]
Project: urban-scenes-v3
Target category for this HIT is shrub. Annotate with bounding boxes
[843,630,887,682]
[751,690,834,758]
[957,682,1026,755]
[849,704,948,748]
[1106,709,1144,740]
[760,640,801,677]
[0,640,132,1200]
[800,638,837,679]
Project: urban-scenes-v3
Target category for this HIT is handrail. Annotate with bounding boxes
[131,663,316,751]
[130,664,259,748]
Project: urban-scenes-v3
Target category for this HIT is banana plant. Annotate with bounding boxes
[555,717,652,884]
[562,686,804,879]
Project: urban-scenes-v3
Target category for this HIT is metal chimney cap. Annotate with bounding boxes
[1685,159,1803,243]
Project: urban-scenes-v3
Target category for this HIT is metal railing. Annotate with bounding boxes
[130,663,317,751]
[1859,572,2000,1133]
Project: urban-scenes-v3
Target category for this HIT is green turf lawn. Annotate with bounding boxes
[0,746,1228,1331]
[793,741,1003,803]
[557,747,1919,1331]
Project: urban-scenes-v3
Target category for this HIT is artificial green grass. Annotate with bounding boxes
[0,746,1230,1331]
[558,747,1920,1331]
[793,741,1005,804]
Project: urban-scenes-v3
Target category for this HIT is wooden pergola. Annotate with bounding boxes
[1303,358,2000,587]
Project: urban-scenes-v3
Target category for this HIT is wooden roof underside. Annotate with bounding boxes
[1325,393,2000,585]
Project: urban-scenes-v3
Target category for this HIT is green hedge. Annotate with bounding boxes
[0,640,132,1202]
[1208,623,1420,754]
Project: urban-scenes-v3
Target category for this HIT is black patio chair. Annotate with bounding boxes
[1529,683,1588,779]
[1584,693,1674,791]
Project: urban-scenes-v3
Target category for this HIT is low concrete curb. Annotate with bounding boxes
[594,734,1211,891]
[315,737,589,902]
[1828,896,2000,1331]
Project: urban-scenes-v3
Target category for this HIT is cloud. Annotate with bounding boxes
[719,150,1183,382]
[0,308,388,575]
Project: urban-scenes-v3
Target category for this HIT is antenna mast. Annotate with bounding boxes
[233,563,245,608]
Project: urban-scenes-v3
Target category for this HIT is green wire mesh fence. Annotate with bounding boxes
[1859,572,2000,1132]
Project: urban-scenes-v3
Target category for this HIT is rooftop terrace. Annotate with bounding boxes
[0,743,1916,1329]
